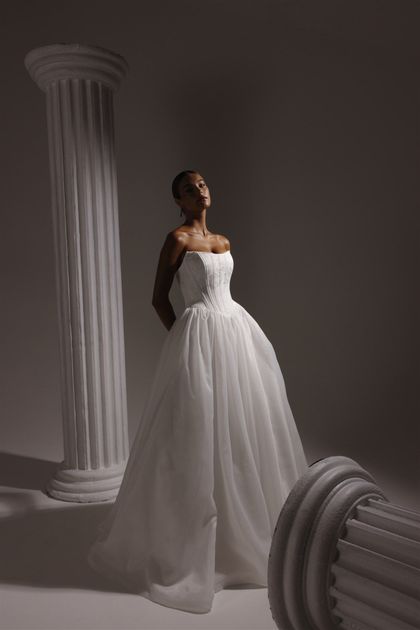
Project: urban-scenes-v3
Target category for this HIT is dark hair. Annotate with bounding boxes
[171,170,200,199]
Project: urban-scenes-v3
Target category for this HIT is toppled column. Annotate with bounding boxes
[268,455,420,630]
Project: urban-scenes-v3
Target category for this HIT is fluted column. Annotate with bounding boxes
[331,497,420,629]
[25,44,130,502]
[268,456,420,630]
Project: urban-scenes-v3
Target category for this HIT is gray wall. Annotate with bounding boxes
[2,0,419,507]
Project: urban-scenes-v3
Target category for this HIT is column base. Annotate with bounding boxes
[46,461,127,503]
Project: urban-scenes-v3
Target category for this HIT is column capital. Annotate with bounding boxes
[24,43,128,92]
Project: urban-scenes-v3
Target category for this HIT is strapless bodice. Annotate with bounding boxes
[175,250,238,315]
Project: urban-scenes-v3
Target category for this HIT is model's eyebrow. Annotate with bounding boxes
[182,179,205,189]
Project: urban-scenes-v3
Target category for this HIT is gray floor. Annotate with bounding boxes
[1,450,418,630]
[0,452,277,630]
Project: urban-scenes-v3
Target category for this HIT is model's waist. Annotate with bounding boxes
[183,297,240,316]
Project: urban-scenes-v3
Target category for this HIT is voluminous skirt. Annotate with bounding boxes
[87,301,308,613]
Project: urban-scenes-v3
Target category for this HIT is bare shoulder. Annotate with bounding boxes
[160,229,188,261]
[216,234,231,252]
[165,228,188,247]
[170,227,191,244]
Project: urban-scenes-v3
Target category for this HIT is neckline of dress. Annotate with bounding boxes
[185,250,230,255]
[176,249,231,275]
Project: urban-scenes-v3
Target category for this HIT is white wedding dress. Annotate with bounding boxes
[87,249,308,614]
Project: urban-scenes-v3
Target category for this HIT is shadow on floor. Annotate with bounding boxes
[0,451,58,492]
[0,451,124,592]
[0,495,267,594]
[0,495,121,592]
[0,450,418,596]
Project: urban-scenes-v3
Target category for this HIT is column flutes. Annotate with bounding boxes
[268,455,420,630]
[25,44,130,502]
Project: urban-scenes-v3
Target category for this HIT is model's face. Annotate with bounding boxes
[176,173,211,213]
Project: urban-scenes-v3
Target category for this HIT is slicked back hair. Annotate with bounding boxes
[171,170,200,199]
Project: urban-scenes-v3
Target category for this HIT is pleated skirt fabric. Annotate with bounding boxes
[87,301,308,613]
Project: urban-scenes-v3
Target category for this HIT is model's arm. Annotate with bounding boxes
[152,232,185,331]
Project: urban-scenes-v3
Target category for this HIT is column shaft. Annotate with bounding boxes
[25,44,130,502]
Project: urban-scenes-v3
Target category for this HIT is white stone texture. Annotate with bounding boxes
[268,456,420,630]
[25,44,130,502]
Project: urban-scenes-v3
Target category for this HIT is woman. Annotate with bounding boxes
[87,170,308,614]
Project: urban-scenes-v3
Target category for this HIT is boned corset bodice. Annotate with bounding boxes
[175,250,238,315]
